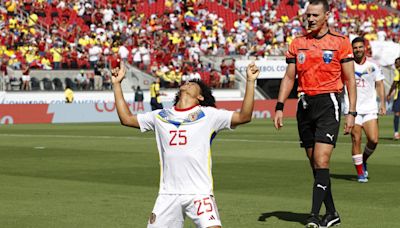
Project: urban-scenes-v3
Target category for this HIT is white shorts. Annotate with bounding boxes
[22,75,31,81]
[147,194,221,228]
[355,113,378,126]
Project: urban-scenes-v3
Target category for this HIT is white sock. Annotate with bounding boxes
[352,154,363,165]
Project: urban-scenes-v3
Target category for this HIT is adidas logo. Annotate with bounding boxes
[209,215,215,221]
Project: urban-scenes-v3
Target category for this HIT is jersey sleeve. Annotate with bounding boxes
[285,39,297,64]
[137,112,155,132]
[339,36,354,63]
[208,108,234,132]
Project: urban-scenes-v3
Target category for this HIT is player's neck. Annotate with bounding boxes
[355,56,367,65]
[312,26,329,39]
[175,95,199,111]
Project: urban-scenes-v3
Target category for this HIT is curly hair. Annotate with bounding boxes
[174,79,216,107]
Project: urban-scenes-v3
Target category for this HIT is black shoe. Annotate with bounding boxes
[320,211,341,227]
[305,214,320,228]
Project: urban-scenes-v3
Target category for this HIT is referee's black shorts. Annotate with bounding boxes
[297,93,341,148]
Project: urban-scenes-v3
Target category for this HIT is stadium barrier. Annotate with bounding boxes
[0,100,298,124]
[236,59,288,79]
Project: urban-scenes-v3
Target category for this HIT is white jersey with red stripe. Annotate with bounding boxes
[138,105,234,195]
[344,58,384,114]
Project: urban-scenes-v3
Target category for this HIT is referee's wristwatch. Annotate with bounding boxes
[348,111,357,117]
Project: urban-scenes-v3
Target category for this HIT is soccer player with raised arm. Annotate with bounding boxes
[344,37,386,183]
[112,62,260,228]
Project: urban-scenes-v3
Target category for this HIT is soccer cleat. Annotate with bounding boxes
[305,214,320,228]
[362,162,368,178]
[394,132,400,140]
[320,211,341,228]
[357,174,368,183]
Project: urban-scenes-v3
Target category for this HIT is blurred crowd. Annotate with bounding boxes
[0,0,399,90]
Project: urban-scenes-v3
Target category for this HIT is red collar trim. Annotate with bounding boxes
[174,105,199,112]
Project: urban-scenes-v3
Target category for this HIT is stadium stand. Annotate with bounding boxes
[42,77,54,91]
[52,77,64,91]
[65,77,77,90]
[0,0,399,94]
[30,76,41,90]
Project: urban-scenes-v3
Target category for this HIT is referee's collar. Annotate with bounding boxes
[309,29,330,40]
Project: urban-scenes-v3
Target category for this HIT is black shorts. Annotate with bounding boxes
[297,93,341,148]
[150,97,163,111]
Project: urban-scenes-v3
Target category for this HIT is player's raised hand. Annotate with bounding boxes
[246,62,260,81]
[112,61,126,84]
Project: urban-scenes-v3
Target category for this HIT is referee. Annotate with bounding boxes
[273,0,357,227]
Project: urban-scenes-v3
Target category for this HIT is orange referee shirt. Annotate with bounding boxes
[286,30,354,96]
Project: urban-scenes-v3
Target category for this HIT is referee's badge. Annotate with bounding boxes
[323,50,333,64]
[298,52,306,64]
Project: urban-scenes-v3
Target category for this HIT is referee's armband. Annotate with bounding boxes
[286,58,296,64]
[340,57,354,63]
[275,102,284,112]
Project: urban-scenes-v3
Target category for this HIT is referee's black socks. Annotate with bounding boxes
[311,168,333,215]
[312,168,336,214]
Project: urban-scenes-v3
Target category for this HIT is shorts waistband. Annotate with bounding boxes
[301,92,339,99]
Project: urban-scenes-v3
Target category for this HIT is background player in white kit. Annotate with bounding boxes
[112,62,260,228]
[344,37,386,183]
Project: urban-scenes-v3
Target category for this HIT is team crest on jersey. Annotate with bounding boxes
[157,109,205,128]
[323,50,333,64]
[366,66,376,74]
[188,112,199,121]
[298,52,306,64]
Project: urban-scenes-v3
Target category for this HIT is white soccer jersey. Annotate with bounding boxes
[344,59,384,114]
[138,105,234,195]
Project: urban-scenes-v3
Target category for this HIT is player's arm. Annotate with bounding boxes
[341,60,356,134]
[386,81,397,100]
[376,79,386,115]
[112,62,140,128]
[231,63,260,128]
[273,63,296,130]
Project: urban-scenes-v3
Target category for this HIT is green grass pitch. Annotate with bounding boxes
[0,116,399,227]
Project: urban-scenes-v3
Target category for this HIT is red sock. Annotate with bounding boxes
[352,154,364,176]
[355,164,364,176]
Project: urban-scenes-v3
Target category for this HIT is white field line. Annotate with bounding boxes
[1,133,400,147]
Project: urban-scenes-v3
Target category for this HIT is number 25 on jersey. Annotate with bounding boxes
[169,130,187,146]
